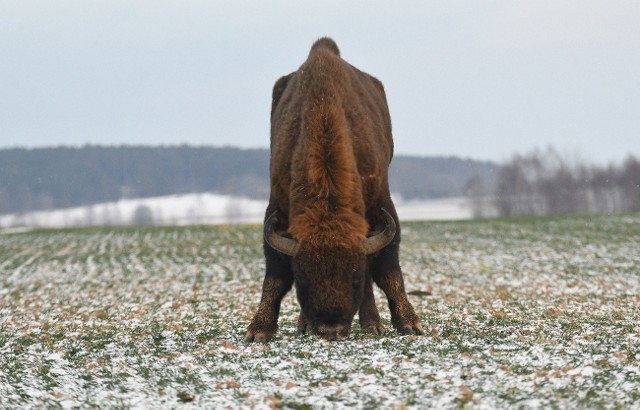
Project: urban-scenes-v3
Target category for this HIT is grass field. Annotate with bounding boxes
[1,214,639,409]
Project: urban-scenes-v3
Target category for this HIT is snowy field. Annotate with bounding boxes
[1,214,639,408]
[0,194,472,229]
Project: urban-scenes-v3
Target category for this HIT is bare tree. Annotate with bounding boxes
[494,153,546,217]
[84,206,97,227]
[131,205,154,226]
[493,148,638,217]
[620,156,640,212]
[465,175,491,218]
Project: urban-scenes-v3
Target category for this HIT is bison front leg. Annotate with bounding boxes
[371,241,424,336]
[296,312,311,335]
[358,273,385,334]
[245,245,293,343]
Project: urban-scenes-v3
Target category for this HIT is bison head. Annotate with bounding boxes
[264,209,396,340]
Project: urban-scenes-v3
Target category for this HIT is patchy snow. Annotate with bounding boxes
[1,215,639,408]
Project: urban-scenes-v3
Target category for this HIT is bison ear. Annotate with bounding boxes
[271,73,293,118]
[363,208,396,255]
[264,211,300,256]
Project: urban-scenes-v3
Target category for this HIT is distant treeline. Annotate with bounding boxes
[0,145,495,214]
[468,148,640,217]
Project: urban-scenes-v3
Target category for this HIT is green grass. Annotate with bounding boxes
[1,214,639,408]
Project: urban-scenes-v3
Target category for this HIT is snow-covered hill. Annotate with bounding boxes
[0,194,471,229]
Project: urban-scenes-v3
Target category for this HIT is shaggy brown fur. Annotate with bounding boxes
[245,38,423,342]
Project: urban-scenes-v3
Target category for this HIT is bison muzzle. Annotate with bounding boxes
[245,37,423,342]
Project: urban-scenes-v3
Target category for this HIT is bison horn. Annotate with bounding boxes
[264,209,395,256]
[264,211,300,256]
[364,208,396,255]
[363,208,396,255]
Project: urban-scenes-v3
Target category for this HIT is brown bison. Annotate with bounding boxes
[245,38,423,342]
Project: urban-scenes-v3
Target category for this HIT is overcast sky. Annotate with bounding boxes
[1,1,639,164]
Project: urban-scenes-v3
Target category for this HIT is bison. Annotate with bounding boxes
[245,38,423,342]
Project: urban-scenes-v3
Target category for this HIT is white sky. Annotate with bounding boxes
[1,0,639,164]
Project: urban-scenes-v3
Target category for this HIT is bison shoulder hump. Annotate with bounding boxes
[309,37,340,57]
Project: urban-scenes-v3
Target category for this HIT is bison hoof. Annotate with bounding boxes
[244,330,275,343]
[296,314,311,335]
[397,322,424,336]
[361,323,386,335]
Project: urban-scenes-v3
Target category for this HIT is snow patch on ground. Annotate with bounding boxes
[1,215,639,408]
